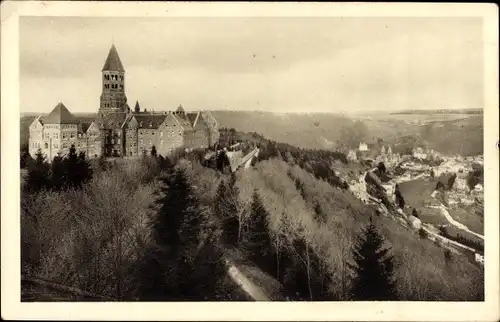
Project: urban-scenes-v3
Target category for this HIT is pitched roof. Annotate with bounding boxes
[171,112,193,129]
[134,114,168,129]
[100,112,128,129]
[77,122,92,135]
[44,102,76,124]
[186,112,198,126]
[102,44,125,72]
[176,104,185,114]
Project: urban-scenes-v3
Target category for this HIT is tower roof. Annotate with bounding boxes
[44,102,76,124]
[102,44,125,72]
[176,104,185,113]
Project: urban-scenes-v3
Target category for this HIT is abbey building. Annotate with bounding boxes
[29,44,220,161]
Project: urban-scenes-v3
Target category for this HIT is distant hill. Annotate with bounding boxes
[391,108,482,115]
[212,111,483,156]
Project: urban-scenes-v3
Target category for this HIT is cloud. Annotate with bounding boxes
[20,16,483,113]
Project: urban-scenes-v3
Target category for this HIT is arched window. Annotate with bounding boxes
[44,142,48,149]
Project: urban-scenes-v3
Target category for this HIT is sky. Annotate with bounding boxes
[20,17,484,114]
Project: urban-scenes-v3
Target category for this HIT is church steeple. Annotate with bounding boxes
[99,44,127,116]
[102,44,125,72]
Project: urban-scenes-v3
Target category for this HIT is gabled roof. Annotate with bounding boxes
[176,104,185,114]
[200,111,219,128]
[100,112,128,129]
[44,102,76,124]
[186,112,198,126]
[31,115,44,126]
[134,114,168,129]
[171,111,193,129]
[77,122,92,135]
[102,44,125,72]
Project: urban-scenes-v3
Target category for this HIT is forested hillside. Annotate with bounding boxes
[222,159,483,300]
[21,129,483,301]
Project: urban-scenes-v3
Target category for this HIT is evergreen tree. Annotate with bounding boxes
[77,151,93,185]
[377,162,387,174]
[394,184,405,210]
[349,218,398,300]
[144,167,207,300]
[151,145,157,157]
[64,145,80,188]
[50,153,66,191]
[25,149,50,193]
[242,190,275,275]
[20,148,32,169]
[214,180,239,246]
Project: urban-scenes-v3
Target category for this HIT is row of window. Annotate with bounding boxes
[31,142,76,149]
[44,125,76,129]
[104,84,124,90]
[44,133,76,140]
[104,74,123,81]
[135,130,180,136]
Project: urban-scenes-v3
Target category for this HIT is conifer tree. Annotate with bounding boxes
[25,149,50,193]
[77,151,93,185]
[145,167,206,299]
[214,180,239,246]
[64,144,80,188]
[394,184,405,210]
[20,149,32,169]
[50,153,66,191]
[349,217,398,300]
[151,145,157,157]
[242,190,275,275]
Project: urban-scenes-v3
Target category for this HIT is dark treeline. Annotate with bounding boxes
[24,145,93,193]
[218,128,349,190]
[21,146,238,301]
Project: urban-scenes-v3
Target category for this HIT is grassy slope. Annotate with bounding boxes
[235,159,483,300]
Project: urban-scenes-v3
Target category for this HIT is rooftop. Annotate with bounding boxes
[43,102,76,124]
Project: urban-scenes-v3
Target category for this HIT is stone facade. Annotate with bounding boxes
[29,44,220,161]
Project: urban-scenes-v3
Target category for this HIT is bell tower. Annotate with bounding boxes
[99,44,128,116]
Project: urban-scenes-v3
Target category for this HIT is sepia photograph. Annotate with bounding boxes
[2,1,499,321]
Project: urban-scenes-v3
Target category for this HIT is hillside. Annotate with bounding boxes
[212,111,483,156]
[231,158,483,300]
[21,110,482,156]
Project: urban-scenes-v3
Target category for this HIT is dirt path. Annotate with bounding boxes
[225,259,270,301]
[429,203,484,240]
